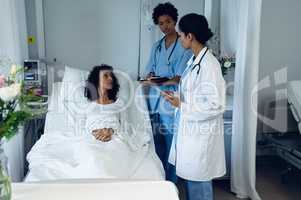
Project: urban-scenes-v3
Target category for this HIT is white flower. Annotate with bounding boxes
[224,61,232,68]
[10,64,17,76]
[0,83,21,102]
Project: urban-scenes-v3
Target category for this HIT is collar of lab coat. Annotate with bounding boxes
[187,46,208,67]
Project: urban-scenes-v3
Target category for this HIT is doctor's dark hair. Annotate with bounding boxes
[179,13,213,45]
[84,64,120,101]
[152,2,178,25]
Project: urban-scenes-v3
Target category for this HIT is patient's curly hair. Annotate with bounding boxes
[84,64,120,101]
[152,2,178,25]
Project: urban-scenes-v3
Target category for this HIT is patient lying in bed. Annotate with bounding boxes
[25,65,152,181]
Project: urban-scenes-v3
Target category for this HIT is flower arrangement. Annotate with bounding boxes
[0,64,43,140]
[0,58,45,200]
[219,56,235,76]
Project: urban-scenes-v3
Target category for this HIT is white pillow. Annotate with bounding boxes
[48,82,62,112]
[115,72,133,105]
[44,82,77,135]
[60,66,89,103]
[57,66,89,135]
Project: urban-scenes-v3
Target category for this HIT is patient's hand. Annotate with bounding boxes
[92,128,114,142]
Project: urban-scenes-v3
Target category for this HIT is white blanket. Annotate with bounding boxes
[26,133,149,181]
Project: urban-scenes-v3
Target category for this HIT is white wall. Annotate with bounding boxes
[43,0,140,78]
[257,0,301,133]
[0,0,28,182]
[43,0,204,79]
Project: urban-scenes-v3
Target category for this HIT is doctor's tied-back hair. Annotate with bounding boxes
[152,2,178,25]
[84,64,120,101]
[179,13,213,45]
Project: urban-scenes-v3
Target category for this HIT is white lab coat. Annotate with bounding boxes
[168,47,226,181]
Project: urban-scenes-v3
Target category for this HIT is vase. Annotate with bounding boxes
[0,139,11,200]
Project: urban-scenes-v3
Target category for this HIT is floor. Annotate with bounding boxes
[178,156,301,200]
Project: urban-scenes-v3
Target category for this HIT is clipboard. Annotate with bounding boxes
[148,76,170,83]
[139,76,170,83]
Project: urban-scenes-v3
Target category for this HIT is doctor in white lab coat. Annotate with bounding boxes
[162,13,226,200]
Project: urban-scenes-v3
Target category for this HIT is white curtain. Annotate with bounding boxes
[231,0,262,199]
[204,0,220,56]
[220,0,239,57]
[0,0,28,182]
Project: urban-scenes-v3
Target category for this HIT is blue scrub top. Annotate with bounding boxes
[145,37,192,115]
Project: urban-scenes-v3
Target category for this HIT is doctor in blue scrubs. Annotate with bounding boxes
[142,2,191,182]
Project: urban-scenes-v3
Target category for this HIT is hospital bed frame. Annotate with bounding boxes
[262,114,301,182]
[262,133,301,183]
[260,89,301,183]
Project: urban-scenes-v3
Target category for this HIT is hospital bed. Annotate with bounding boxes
[24,66,165,182]
[262,81,301,181]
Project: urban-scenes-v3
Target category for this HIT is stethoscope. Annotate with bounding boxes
[179,46,209,93]
[153,35,179,67]
[190,47,209,75]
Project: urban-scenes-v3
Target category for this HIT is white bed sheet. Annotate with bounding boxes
[25,82,165,181]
